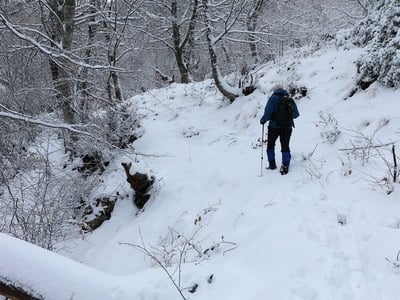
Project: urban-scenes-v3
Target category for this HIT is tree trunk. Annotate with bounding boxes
[171,0,199,84]
[103,7,123,103]
[202,0,240,103]
[47,0,78,151]
[58,0,76,125]
[173,33,189,84]
[111,69,123,103]
[79,0,98,119]
[247,0,265,63]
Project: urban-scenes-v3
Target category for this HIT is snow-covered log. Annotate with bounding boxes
[0,233,135,300]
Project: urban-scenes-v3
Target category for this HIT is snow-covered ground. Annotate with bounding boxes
[2,43,400,300]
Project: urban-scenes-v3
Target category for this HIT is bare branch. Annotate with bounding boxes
[338,142,395,151]
[119,229,188,300]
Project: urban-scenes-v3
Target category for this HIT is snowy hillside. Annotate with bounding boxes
[3,43,400,300]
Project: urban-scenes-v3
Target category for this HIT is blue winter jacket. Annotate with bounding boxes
[260,88,299,128]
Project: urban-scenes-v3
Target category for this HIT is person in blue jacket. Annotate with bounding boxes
[260,85,299,175]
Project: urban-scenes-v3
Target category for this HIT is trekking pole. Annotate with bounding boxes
[260,124,264,176]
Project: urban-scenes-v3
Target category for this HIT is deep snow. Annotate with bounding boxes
[2,43,400,300]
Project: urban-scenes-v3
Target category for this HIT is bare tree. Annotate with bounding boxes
[246,0,266,63]
[0,1,145,252]
[102,0,141,103]
[201,0,244,102]
[76,0,98,115]
[48,0,76,124]
[171,0,199,83]
[139,0,200,84]
[0,0,144,153]
[0,0,81,151]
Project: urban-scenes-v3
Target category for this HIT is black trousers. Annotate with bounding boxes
[267,126,292,153]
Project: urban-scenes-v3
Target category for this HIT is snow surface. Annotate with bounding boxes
[2,44,400,300]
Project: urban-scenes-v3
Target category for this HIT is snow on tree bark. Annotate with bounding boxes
[202,0,242,102]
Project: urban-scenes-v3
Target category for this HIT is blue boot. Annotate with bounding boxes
[282,151,291,166]
[267,149,275,162]
[267,149,277,169]
[281,152,291,175]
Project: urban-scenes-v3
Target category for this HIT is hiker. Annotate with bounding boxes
[260,85,299,175]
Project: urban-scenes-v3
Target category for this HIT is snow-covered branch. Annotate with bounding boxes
[0,106,124,151]
[0,107,96,137]
[0,13,122,72]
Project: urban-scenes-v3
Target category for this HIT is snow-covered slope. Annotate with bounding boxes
[68,44,400,299]
[4,43,400,300]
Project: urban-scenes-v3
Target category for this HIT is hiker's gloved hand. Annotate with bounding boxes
[260,118,266,125]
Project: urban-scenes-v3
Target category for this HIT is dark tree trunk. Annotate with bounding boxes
[171,0,199,84]
[202,0,239,103]
[48,0,76,125]
[47,0,78,151]
[103,2,124,104]
[111,70,123,102]
[79,0,98,118]
[247,0,265,63]
[173,35,189,83]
